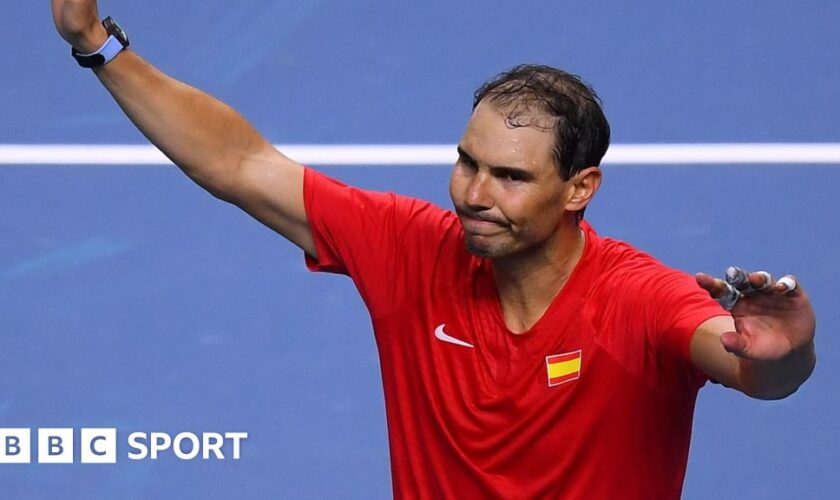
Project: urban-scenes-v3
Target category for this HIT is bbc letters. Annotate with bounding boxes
[0,428,247,463]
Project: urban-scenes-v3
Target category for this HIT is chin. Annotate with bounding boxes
[464,237,515,259]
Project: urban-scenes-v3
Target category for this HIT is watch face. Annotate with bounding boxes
[114,25,128,45]
[103,17,130,47]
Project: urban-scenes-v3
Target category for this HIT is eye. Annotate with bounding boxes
[495,169,527,183]
[457,154,477,170]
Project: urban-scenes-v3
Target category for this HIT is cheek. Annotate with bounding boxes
[508,196,564,236]
[448,173,460,202]
[449,169,474,205]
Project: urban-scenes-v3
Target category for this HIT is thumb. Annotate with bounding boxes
[720,331,748,357]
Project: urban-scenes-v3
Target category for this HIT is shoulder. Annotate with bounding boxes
[303,167,465,277]
[585,224,675,289]
[582,224,704,316]
[305,167,459,232]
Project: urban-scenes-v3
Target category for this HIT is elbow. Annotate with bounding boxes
[185,159,245,204]
[205,181,238,203]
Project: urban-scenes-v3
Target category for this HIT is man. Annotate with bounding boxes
[52,1,816,498]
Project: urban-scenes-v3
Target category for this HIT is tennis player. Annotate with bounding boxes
[52,1,817,498]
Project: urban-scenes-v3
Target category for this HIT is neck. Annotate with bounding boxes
[492,222,585,334]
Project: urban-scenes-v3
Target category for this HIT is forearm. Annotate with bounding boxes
[736,340,816,400]
[53,1,315,258]
[691,315,817,401]
[92,49,269,199]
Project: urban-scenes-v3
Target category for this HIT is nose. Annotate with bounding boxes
[465,171,492,211]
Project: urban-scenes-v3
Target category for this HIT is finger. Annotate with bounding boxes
[696,273,728,297]
[720,330,748,356]
[725,266,754,293]
[748,270,774,292]
[717,281,742,311]
[696,273,742,309]
[776,275,798,294]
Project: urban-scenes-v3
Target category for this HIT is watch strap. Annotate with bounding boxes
[71,35,124,68]
[71,17,129,69]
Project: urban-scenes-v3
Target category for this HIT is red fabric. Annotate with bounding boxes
[303,168,728,499]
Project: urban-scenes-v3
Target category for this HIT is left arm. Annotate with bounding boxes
[690,271,816,400]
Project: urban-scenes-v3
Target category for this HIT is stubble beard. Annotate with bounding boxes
[463,235,516,259]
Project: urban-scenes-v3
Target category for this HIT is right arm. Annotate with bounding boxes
[52,0,316,257]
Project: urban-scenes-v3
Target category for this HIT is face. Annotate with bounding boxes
[449,102,576,259]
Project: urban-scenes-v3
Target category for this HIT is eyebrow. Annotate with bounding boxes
[456,146,476,164]
[456,145,536,181]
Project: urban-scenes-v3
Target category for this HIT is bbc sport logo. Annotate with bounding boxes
[0,428,248,464]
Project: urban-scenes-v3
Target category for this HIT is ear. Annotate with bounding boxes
[564,166,602,212]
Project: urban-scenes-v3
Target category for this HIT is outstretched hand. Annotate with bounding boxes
[696,269,816,362]
[51,0,107,52]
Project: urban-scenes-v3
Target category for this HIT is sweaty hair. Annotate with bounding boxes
[473,64,611,181]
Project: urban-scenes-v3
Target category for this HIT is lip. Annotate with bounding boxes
[460,214,507,235]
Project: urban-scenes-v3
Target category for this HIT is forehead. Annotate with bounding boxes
[460,102,556,171]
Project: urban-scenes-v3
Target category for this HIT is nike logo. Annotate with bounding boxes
[434,324,474,348]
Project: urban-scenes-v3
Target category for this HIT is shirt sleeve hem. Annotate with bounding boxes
[302,167,345,274]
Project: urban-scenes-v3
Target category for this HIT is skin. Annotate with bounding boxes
[52,0,816,400]
[51,0,316,259]
[691,273,816,399]
[450,102,601,333]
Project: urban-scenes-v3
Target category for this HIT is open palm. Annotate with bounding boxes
[696,270,815,361]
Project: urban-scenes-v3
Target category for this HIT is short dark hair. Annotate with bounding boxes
[473,64,611,181]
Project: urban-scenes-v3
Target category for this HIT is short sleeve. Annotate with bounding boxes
[303,168,396,277]
[646,268,730,388]
[302,168,456,313]
[592,244,730,393]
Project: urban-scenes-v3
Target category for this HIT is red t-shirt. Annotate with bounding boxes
[303,168,728,499]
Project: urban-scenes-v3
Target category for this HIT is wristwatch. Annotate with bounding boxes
[71,17,130,68]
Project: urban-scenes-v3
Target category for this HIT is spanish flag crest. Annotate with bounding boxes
[545,350,582,387]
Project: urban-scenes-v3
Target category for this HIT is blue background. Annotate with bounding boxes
[1,1,838,498]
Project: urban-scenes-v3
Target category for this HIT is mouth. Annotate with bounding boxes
[456,210,509,235]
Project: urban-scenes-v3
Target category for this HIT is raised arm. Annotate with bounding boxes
[51,0,316,257]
